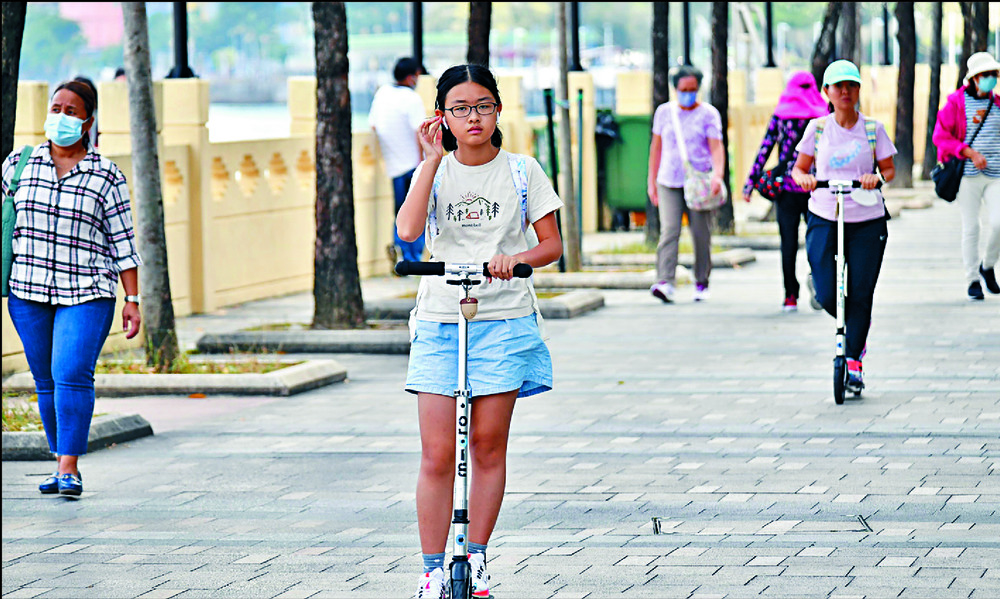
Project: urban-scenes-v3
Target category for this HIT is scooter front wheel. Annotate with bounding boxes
[833,356,847,405]
[450,559,472,599]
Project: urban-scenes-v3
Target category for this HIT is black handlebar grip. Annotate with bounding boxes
[395,261,445,276]
[483,263,533,278]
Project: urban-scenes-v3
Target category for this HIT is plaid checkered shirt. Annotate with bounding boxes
[2,142,142,305]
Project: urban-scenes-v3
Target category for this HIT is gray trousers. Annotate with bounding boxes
[656,185,712,286]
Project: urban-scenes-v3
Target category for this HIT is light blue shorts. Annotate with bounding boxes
[406,314,553,398]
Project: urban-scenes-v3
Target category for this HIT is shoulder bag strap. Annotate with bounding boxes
[668,103,690,166]
[967,98,994,146]
[8,146,33,195]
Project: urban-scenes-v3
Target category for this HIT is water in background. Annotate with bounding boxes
[208,103,370,142]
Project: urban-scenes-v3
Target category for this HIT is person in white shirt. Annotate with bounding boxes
[396,64,563,599]
[369,57,428,264]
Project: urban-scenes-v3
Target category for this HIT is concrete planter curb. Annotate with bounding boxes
[196,291,606,355]
[364,290,605,321]
[2,359,347,398]
[2,413,153,461]
[584,248,756,269]
[197,330,411,355]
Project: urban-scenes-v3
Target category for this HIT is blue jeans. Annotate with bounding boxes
[7,295,116,456]
[805,212,888,361]
[393,168,425,262]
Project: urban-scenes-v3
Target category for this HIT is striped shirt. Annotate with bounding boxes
[1,143,142,305]
[963,91,1000,178]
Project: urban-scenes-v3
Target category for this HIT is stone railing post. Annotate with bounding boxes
[13,81,49,149]
[159,78,213,313]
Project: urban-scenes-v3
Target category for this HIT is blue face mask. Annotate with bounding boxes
[677,91,698,108]
[44,112,87,147]
[979,75,997,94]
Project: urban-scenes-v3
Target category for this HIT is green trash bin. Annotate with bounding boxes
[603,114,652,212]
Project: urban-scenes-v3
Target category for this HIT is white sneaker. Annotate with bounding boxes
[693,283,710,302]
[650,280,675,303]
[469,553,491,598]
[413,567,446,599]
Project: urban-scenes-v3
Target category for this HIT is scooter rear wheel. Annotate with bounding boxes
[833,356,847,405]
[450,559,472,599]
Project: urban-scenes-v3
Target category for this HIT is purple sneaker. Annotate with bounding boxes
[693,282,710,302]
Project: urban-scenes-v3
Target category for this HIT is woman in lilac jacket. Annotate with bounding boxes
[932,52,1000,301]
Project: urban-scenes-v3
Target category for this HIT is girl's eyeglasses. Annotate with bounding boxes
[444,102,498,118]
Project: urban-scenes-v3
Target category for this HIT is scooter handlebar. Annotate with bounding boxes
[395,261,533,278]
[815,180,883,189]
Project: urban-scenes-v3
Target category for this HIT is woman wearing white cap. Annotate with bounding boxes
[932,52,1000,301]
[790,59,897,396]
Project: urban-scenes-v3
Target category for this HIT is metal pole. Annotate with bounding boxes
[412,2,423,68]
[167,2,195,78]
[882,3,891,65]
[544,89,566,273]
[576,89,583,247]
[570,2,583,71]
[683,3,692,66]
[765,2,776,67]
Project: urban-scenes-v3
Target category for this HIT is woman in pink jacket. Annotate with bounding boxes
[932,52,1000,301]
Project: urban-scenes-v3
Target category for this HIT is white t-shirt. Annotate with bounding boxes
[413,149,563,323]
[368,84,427,178]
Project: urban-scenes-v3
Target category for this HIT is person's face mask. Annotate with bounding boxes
[677,91,698,108]
[44,112,87,147]
[978,75,997,94]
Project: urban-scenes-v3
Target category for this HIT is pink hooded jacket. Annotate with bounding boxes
[932,85,1000,163]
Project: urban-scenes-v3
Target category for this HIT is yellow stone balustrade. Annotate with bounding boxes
[0,66,964,374]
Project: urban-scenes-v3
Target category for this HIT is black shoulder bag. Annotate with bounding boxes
[931,99,993,203]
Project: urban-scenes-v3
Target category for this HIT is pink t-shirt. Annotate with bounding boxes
[796,114,897,223]
[652,101,723,188]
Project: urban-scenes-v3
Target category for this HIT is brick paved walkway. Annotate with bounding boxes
[3,194,998,598]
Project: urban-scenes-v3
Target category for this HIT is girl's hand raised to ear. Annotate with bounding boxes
[418,116,445,162]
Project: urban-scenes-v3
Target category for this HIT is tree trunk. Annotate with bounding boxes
[971,2,988,52]
[312,2,364,329]
[646,1,668,247]
[839,2,860,67]
[957,3,974,87]
[811,3,841,93]
[894,2,916,188]
[921,2,943,180]
[1,2,26,161]
[467,2,491,67]
[122,2,179,372]
[710,2,733,234]
[557,2,581,271]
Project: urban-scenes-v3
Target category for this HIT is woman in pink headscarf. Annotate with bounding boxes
[743,71,829,312]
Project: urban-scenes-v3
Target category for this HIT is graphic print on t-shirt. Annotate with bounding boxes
[828,140,863,169]
[447,191,502,228]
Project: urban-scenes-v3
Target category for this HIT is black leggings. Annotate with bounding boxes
[805,212,888,361]
[775,191,811,298]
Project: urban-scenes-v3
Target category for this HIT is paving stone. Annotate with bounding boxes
[3,195,998,598]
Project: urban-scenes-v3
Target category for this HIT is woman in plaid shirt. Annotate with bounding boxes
[2,79,143,497]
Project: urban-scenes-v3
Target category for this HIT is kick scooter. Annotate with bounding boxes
[396,259,532,599]
[815,179,880,405]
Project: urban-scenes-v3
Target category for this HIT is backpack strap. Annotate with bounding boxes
[507,152,529,232]
[864,117,879,174]
[428,163,444,251]
[815,117,879,174]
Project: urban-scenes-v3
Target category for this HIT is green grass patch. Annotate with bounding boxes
[96,353,299,375]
